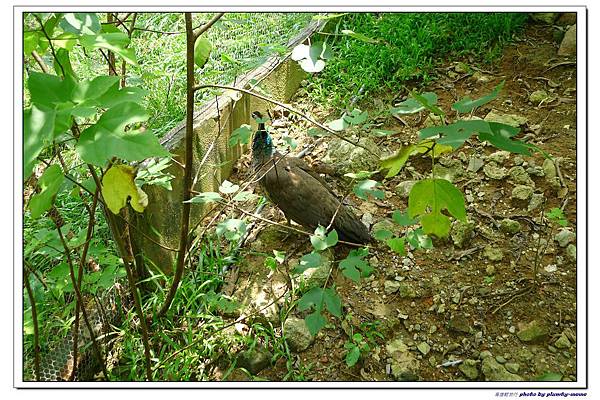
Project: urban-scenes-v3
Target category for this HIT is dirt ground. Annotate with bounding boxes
[218,19,578,382]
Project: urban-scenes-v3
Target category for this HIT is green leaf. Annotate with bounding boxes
[53,48,77,80]
[24,31,39,54]
[297,287,324,313]
[282,136,298,150]
[71,76,120,104]
[186,192,222,204]
[53,32,79,51]
[452,81,505,113]
[273,250,286,264]
[535,372,563,381]
[76,102,169,166]
[411,91,445,116]
[291,43,327,73]
[322,287,342,317]
[229,124,252,146]
[79,33,138,66]
[326,116,349,131]
[386,237,406,255]
[408,178,466,238]
[344,108,368,125]
[406,228,433,250]
[216,218,246,241]
[392,210,418,226]
[391,92,438,115]
[194,37,212,68]
[23,104,55,179]
[373,229,393,241]
[341,29,379,44]
[546,207,568,227]
[28,165,64,218]
[101,164,148,214]
[232,191,256,202]
[97,84,149,108]
[305,311,327,337]
[293,252,322,274]
[478,122,532,155]
[353,179,384,200]
[380,144,415,178]
[339,252,373,282]
[310,226,338,251]
[60,13,100,35]
[345,345,361,367]
[219,180,240,194]
[419,120,490,149]
[27,71,75,107]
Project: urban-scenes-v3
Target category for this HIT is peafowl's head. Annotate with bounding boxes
[251,111,273,157]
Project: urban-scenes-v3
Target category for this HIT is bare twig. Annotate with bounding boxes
[193,12,225,40]
[24,269,41,380]
[30,50,49,73]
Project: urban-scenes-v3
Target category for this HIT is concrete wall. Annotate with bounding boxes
[133,21,323,274]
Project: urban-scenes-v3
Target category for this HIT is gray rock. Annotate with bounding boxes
[558,24,576,56]
[512,185,534,201]
[555,229,576,247]
[529,90,550,104]
[417,342,431,355]
[527,165,546,177]
[509,166,535,186]
[448,315,471,334]
[291,249,333,289]
[557,13,577,26]
[479,350,493,360]
[517,348,534,361]
[495,355,507,364]
[323,136,381,174]
[284,317,314,352]
[467,156,484,173]
[459,359,479,380]
[488,151,511,164]
[433,164,461,182]
[566,244,576,262]
[505,363,521,374]
[384,280,401,295]
[484,162,508,180]
[528,193,546,211]
[517,320,549,343]
[398,282,417,298]
[386,338,420,381]
[237,346,273,374]
[531,13,558,24]
[543,158,557,179]
[513,156,524,166]
[451,220,475,248]
[500,218,521,234]
[482,357,523,381]
[484,111,528,127]
[471,71,491,83]
[395,180,416,198]
[554,334,571,349]
[483,245,504,261]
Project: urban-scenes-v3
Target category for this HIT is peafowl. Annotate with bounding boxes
[251,111,371,244]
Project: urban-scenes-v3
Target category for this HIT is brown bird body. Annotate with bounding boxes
[251,112,371,244]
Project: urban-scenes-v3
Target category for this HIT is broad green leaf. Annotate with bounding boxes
[219,180,239,194]
[27,71,75,107]
[392,210,418,226]
[53,48,77,80]
[411,91,445,116]
[53,32,78,51]
[71,76,120,104]
[79,33,138,66]
[221,53,239,64]
[23,104,55,179]
[28,164,64,218]
[386,236,406,255]
[97,85,148,108]
[60,13,100,35]
[23,31,39,54]
[406,228,433,250]
[535,372,563,381]
[478,122,532,155]
[353,179,384,200]
[322,287,342,317]
[373,229,393,241]
[76,102,169,166]
[326,116,349,131]
[293,252,322,274]
[186,192,222,204]
[452,81,505,113]
[341,29,379,44]
[419,120,491,149]
[344,108,368,125]
[305,311,327,337]
[229,124,252,146]
[194,37,212,68]
[101,164,148,214]
[216,218,246,241]
[391,92,438,115]
[345,345,361,367]
[273,250,286,264]
[297,287,324,312]
[282,136,298,150]
[339,252,373,282]
[380,144,415,178]
[310,226,339,251]
[408,178,466,238]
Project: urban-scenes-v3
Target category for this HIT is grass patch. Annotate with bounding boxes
[308,12,529,107]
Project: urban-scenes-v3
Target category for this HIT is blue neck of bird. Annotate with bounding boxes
[252,122,274,162]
